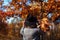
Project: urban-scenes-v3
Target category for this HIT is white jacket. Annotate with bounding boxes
[20,27,40,40]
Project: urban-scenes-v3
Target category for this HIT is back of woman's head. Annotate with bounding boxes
[24,14,38,28]
[26,14,38,23]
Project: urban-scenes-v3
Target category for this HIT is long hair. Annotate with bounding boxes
[24,14,38,28]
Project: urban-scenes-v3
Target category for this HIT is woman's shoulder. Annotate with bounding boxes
[24,28,40,31]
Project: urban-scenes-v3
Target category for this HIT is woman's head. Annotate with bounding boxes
[24,14,38,28]
[24,21,37,28]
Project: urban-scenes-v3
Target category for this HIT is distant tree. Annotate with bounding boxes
[0,19,8,35]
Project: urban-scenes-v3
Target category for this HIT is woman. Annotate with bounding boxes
[20,14,40,40]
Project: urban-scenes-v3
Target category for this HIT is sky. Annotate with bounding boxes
[2,0,12,6]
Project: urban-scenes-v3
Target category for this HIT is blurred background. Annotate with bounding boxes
[0,0,60,40]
